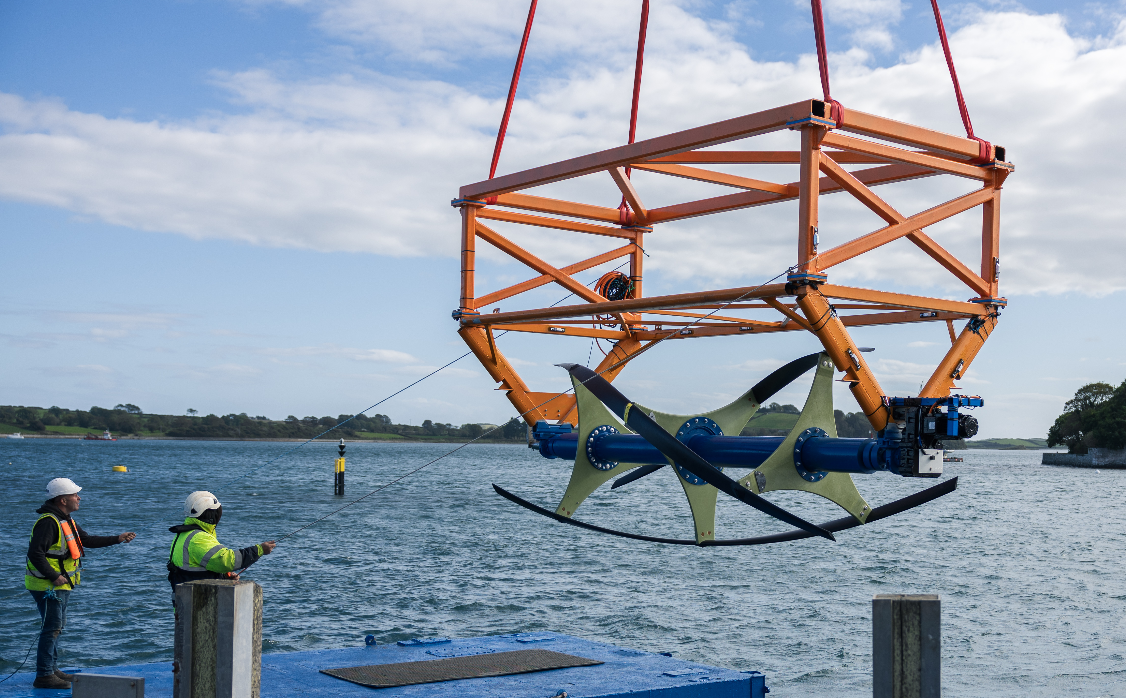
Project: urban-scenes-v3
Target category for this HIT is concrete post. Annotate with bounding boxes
[872,594,940,698]
[174,580,263,698]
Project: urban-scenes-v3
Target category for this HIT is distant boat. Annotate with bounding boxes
[943,454,963,463]
[84,430,117,441]
[6,432,23,439]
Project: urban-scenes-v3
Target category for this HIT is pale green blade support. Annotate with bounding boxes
[555,374,645,517]
[625,383,762,544]
[738,354,872,523]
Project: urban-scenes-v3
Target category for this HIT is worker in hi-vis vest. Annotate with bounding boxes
[166,491,275,594]
[25,477,136,690]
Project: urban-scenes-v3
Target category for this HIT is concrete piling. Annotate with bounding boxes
[872,594,940,698]
[174,580,263,698]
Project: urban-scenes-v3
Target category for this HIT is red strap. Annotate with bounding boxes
[627,0,649,151]
[929,0,991,163]
[486,0,540,192]
[619,0,650,219]
[809,0,843,125]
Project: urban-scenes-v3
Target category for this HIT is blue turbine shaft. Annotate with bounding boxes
[537,432,887,475]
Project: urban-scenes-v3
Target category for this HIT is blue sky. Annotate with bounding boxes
[2,0,1126,438]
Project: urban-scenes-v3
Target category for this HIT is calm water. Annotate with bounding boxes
[1,439,1123,696]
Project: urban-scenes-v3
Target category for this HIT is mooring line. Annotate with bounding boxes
[275,264,795,543]
[225,350,475,485]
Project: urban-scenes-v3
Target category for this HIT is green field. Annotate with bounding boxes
[354,432,408,440]
[964,437,1050,450]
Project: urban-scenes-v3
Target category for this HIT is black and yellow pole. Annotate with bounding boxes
[334,438,345,496]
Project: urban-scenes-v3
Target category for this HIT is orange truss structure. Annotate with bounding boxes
[452,99,1012,431]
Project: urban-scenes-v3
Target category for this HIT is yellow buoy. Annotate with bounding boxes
[112,465,127,472]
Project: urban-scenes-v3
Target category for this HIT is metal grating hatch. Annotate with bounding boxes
[321,648,603,689]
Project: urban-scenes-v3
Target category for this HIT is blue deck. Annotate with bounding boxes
[0,633,766,698]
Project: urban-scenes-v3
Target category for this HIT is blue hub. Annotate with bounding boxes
[793,427,829,482]
[674,417,723,485]
[586,424,621,470]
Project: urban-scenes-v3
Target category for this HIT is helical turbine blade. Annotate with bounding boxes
[608,352,821,491]
[610,463,666,489]
[750,352,821,404]
[559,363,836,542]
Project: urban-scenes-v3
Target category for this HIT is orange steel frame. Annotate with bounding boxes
[452,99,1012,432]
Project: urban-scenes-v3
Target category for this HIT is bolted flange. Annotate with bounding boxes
[673,417,723,485]
[793,426,830,482]
[586,425,620,471]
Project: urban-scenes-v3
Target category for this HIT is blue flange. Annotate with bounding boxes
[674,417,723,485]
[586,425,621,471]
[793,427,829,482]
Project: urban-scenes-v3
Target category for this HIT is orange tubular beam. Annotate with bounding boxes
[492,323,630,340]
[474,244,636,310]
[797,126,824,266]
[460,101,818,199]
[794,287,891,431]
[647,163,934,224]
[980,170,1006,298]
[459,203,481,311]
[921,310,1000,397]
[820,131,989,181]
[461,283,790,326]
[474,222,605,305]
[492,192,622,225]
[644,150,886,164]
[458,326,544,425]
[817,285,984,315]
[476,208,637,240]
[812,187,995,272]
[630,162,798,195]
[764,298,812,331]
[838,107,1000,161]
[817,155,990,296]
[609,167,649,222]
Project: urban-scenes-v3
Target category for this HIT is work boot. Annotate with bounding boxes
[54,670,76,682]
[32,674,70,689]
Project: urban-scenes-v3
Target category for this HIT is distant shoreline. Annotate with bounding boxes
[4,433,525,444]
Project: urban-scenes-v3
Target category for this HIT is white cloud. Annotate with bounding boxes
[0,10,1124,296]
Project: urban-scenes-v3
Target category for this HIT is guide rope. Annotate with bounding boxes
[809,0,989,161]
[619,0,650,221]
[809,0,844,124]
[485,0,539,204]
[0,635,37,683]
[927,0,991,162]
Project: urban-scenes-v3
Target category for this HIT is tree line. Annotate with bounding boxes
[1,400,878,441]
[0,404,527,441]
[1047,382,1126,453]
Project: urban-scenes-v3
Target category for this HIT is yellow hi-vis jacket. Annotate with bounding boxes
[25,513,81,591]
[168,518,263,577]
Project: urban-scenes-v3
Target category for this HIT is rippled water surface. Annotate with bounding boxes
[1,440,1124,696]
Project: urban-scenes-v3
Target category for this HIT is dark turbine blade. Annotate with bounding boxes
[750,352,821,404]
[609,354,819,491]
[611,463,666,489]
[558,363,835,542]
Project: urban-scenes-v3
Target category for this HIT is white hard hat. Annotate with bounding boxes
[185,491,221,518]
[46,478,82,498]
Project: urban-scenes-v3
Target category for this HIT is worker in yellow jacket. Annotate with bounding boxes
[25,477,136,689]
[167,491,275,592]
